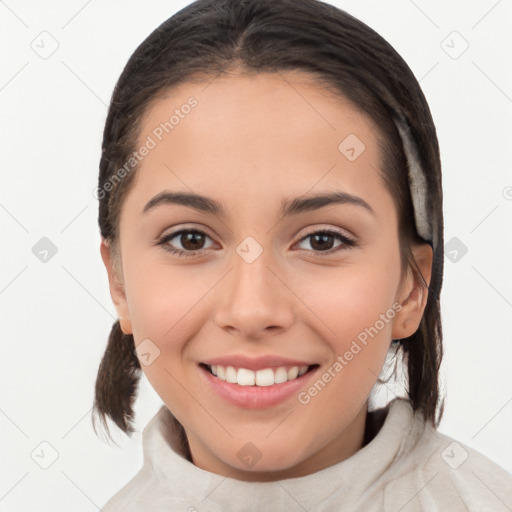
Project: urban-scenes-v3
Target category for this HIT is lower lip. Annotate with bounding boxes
[199,365,319,409]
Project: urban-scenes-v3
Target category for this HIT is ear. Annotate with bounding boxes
[100,238,133,335]
[392,243,433,340]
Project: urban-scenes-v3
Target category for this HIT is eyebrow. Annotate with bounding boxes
[142,190,375,217]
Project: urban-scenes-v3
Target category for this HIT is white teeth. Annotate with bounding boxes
[255,368,274,386]
[274,367,288,384]
[207,364,311,386]
[237,368,255,386]
[225,366,237,384]
[298,365,309,376]
[287,366,299,380]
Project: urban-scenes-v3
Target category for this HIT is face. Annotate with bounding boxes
[101,70,432,481]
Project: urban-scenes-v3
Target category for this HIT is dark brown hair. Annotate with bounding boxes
[93,0,444,438]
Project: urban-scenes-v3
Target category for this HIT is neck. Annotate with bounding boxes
[185,401,369,482]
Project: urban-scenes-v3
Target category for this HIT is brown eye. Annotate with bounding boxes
[158,229,215,256]
[179,231,207,250]
[296,230,356,255]
[309,233,336,251]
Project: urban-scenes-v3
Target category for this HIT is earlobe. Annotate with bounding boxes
[392,283,425,339]
[100,238,133,335]
[392,243,433,340]
[118,316,133,336]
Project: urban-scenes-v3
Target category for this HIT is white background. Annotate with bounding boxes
[1,0,511,510]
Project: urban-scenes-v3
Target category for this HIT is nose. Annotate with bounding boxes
[213,245,295,340]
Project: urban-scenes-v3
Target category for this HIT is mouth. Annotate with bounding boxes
[200,363,319,387]
[198,355,320,408]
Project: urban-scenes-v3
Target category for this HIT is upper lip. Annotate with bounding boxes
[201,354,315,371]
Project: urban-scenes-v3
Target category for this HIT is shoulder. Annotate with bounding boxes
[100,465,154,512]
[100,406,205,511]
[382,404,512,511]
[101,465,192,512]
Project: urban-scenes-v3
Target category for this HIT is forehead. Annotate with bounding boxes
[138,70,378,148]
[125,71,390,217]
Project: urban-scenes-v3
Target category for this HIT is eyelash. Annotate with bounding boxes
[156,228,357,258]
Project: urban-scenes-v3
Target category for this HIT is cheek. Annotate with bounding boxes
[293,260,400,413]
[124,253,213,341]
[302,262,400,345]
[123,264,212,411]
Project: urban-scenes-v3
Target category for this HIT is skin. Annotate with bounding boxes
[101,70,432,481]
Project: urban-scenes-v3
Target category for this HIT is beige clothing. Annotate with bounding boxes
[103,398,512,511]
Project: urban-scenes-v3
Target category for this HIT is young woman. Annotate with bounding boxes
[93,0,512,509]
